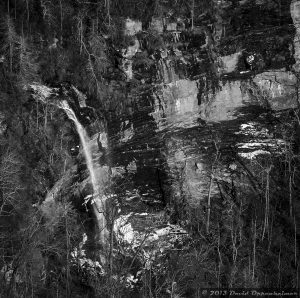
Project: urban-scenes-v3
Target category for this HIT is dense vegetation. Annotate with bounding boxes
[0,0,299,297]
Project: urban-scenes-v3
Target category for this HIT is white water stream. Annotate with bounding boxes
[59,101,108,247]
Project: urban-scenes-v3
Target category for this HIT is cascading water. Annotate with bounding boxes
[59,100,108,249]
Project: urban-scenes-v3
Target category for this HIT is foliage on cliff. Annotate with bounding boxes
[0,0,299,297]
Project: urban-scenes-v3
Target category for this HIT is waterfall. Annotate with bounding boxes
[59,100,108,248]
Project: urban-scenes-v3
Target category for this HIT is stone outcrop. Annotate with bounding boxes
[291,0,300,71]
[152,79,199,130]
[150,17,164,33]
[252,71,299,110]
[200,81,251,122]
[124,18,142,36]
[122,38,140,80]
[219,51,243,74]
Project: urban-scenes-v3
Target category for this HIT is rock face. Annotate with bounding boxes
[35,0,300,290]
[108,0,299,236]
[152,79,199,130]
[71,2,300,279]
[3,0,300,295]
[219,51,243,74]
[200,81,251,122]
[252,71,299,110]
[41,168,77,227]
[122,38,140,80]
[150,18,164,33]
[291,0,300,71]
[124,18,142,36]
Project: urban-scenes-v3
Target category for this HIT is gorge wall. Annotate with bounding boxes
[1,0,300,296]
